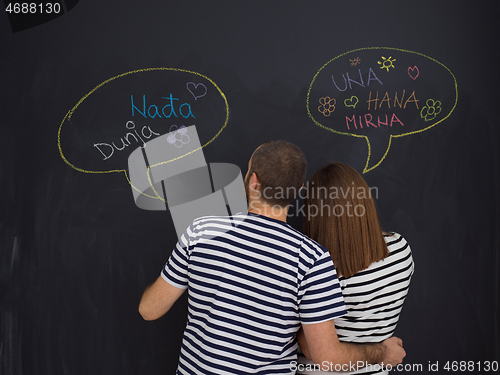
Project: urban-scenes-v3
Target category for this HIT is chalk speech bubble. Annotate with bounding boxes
[307,47,458,173]
[57,68,229,199]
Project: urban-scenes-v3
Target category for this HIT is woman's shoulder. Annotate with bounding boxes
[384,231,405,246]
[383,232,413,260]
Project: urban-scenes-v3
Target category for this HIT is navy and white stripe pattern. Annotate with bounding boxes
[297,232,414,375]
[162,212,347,375]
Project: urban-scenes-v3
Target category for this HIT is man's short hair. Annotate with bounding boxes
[249,140,307,207]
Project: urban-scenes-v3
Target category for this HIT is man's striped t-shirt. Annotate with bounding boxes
[162,212,347,375]
[297,232,414,375]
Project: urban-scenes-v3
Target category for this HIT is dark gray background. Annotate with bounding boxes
[1,1,499,374]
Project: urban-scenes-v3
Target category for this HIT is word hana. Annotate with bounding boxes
[367,90,419,111]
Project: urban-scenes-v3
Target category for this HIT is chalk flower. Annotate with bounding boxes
[420,99,442,122]
[318,97,336,117]
[167,125,190,148]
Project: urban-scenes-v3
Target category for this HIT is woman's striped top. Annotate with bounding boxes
[297,232,414,375]
[162,212,347,375]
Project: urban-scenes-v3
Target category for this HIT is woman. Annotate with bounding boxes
[296,162,414,375]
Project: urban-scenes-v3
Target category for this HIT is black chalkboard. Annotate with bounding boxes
[1,1,499,374]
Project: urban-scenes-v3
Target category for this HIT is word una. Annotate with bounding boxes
[332,68,383,92]
[346,113,404,130]
[131,94,195,119]
[367,90,419,111]
[94,121,160,160]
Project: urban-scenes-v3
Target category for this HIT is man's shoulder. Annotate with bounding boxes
[300,235,330,264]
[190,213,325,250]
[191,214,234,226]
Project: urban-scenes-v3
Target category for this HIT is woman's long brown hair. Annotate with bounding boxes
[303,162,388,278]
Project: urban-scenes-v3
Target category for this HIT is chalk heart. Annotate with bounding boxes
[186,82,208,100]
[344,96,359,108]
[408,66,419,80]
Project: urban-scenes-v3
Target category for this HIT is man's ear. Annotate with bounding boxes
[251,172,260,184]
[250,173,261,193]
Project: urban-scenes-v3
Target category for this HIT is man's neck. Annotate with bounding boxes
[247,200,288,223]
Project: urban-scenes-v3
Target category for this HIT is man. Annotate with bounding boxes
[139,140,405,374]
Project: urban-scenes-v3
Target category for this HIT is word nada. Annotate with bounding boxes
[93,121,160,160]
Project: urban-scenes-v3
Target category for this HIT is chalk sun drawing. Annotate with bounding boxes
[378,56,396,72]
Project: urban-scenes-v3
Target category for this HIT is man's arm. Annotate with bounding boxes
[301,319,405,367]
[296,327,310,358]
[138,276,186,320]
